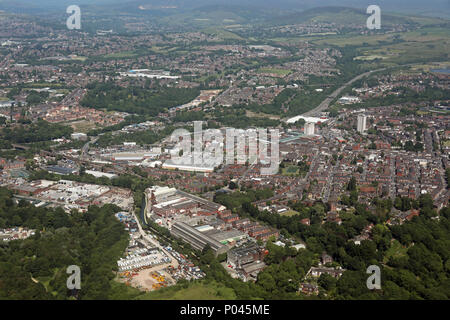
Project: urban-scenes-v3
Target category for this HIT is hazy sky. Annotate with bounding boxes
[0,0,448,16]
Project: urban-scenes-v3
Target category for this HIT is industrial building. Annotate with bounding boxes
[286,115,329,124]
[170,222,228,256]
[162,160,216,173]
[227,242,265,269]
[46,165,78,175]
[85,170,118,179]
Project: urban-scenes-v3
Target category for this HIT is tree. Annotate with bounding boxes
[318,273,337,291]
[347,177,357,191]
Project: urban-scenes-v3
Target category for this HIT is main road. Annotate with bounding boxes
[80,136,99,160]
[283,67,387,121]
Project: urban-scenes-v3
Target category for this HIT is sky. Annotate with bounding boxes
[0,0,448,17]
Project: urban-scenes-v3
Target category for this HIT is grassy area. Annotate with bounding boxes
[257,68,292,76]
[312,26,450,66]
[409,61,450,72]
[108,279,145,300]
[36,268,60,296]
[282,165,300,176]
[69,56,87,62]
[68,120,99,133]
[354,55,387,61]
[202,27,244,41]
[150,46,174,54]
[135,280,236,300]
[245,110,281,120]
[383,240,408,264]
[102,51,139,59]
[280,210,300,217]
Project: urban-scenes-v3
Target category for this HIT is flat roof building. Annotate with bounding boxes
[171,222,228,256]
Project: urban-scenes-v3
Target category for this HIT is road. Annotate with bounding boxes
[131,209,179,269]
[323,158,340,203]
[80,136,99,160]
[301,68,387,117]
[389,155,396,199]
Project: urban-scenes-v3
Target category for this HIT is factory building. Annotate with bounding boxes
[170,222,228,256]
[162,160,216,173]
[227,242,265,269]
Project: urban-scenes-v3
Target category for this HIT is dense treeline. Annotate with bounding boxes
[0,120,73,144]
[172,110,206,122]
[446,169,450,189]
[211,107,279,128]
[26,91,49,105]
[80,82,200,116]
[0,188,129,299]
[286,88,334,117]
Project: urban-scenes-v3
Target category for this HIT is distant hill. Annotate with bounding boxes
[154,4,285,28]
[0,0,448,18]
[269,6,416,26]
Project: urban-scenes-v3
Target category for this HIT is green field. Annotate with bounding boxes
[202,27,244,40]
[102,51,139,59]
[257,68,292,76]
[136,281,236,300]
[354,55,387,61]
[383,240,409,264]
[311,26,450,66]
[282,165,300,176]
[280,210,300,217]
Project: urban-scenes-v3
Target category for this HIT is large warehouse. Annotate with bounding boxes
[170,222,228,256]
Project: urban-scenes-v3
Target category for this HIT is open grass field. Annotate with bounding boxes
[354,55,387,61]
[257,68,292,76]
[311,26,450,66]
[383,240,408,264]
[282,165,300,176]
[135,280,236,300]
[202,27,244,41]
[246,110,281,120]
[280,210,300,217]
[68,120,99,133]
[410,61,450,71]
[102,51,139,59]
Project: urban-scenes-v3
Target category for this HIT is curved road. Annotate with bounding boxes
[300,68,387,117]
[80,136,99,160]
